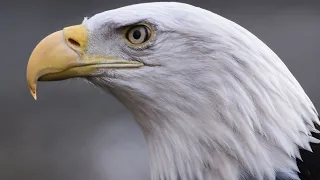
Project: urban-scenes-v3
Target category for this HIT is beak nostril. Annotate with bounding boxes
[67,38,81,47]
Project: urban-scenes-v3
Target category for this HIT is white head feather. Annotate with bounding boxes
[81,2,319,180]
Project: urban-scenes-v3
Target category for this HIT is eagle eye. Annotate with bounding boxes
[125,25,152,45]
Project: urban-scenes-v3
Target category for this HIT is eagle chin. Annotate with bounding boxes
[26,2,319,180]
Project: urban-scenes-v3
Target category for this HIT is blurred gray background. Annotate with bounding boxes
[1,0,320,180]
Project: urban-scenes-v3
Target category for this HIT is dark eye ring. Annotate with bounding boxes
[126,25,152,45]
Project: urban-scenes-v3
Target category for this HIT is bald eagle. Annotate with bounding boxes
[26,2,319,180]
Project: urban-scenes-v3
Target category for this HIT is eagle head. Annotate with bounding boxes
[26,2,319,180]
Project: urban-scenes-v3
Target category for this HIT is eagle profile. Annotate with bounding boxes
[26,2,319,180]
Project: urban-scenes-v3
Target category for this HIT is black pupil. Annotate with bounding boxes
[133,29,141,40]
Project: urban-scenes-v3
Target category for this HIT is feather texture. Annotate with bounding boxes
[83,2,319,180]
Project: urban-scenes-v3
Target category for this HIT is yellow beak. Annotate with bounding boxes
[26,24,143,100]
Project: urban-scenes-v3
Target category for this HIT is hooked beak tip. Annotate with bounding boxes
[28,83,37,100]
